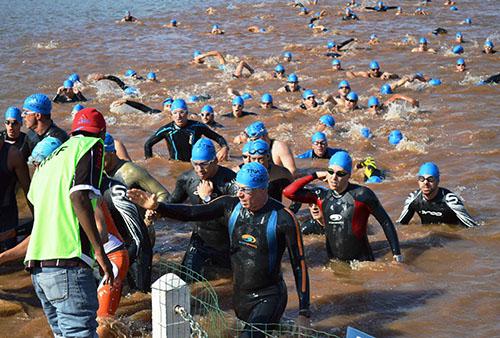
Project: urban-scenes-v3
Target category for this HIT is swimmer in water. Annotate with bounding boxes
[277,73,303,93]
[455,32,463,43]
[191,50,255,78]
[273,64,286,79]
[365,1,399,12]
[325,79,351,108]
[355,157,385,182]
[110,98,162,115]
[397,162,479,227]
[316,114,335,132]
[482,40,496,54]
[366,93,419,115]
[282,51,293,62]
[412,37,437,53]
[342,7,359,20]
[443,0,455,5]
[53,79,87,103]
[414,7,430,15]
[222,96,258,119]
[284,151,403,262]
[346,60,399,80]
[211,24,224,35]
[325,38,356,57]
[199,105,224,129]
[331,59,343,72]
[119,11,143,24]
[163,19,178,28]
[260,93,279,110]
[146,72,158,82]
[91,72,138,93]
[299,90,325,110]
[455,58,466,72]
[296,132,344,159]
[368,34,380,45]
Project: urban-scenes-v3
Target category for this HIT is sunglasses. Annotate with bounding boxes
[347,99,357,103]
[200,113,213,117]
[191,160,215,168]
[313,141,327,146]
[237,186,257,194]
[327,168,349,177]
[248,148,268,155]
[339,86,350,90]
[305,96,315,100]
[172,110,188,115]
[418,176,436,183]
[4,120,20,126]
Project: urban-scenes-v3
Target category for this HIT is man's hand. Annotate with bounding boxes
[197,180,214,200]
[393,254,404,263]
[56,86,64,95]
[315,171,329,181]
[217,146,229,162]
[144,209,158,226]
[127,189,158,210]
[95,251,114,285]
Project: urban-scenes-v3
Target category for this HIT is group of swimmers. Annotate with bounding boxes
[0,1,492,337]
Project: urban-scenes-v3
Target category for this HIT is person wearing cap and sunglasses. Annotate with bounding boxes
[278,73,303,93]
[144,99,229,161]
[1,106,31,160]
[222,96,258,119]
[164,138,237,278]
[296,132,344,159]
[397,162,478,227]
[24,107,114,338]
[299,89,324,110]
[127,161,311,335]
[22,93,69,155]
[284,151,403,262]
[346,60,399,80]
[199,104,224,129]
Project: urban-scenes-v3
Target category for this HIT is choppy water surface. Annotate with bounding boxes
[0,0,499,337]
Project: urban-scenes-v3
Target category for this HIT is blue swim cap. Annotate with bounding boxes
[327,41,336,49]
[338,80,350,89]
[366,176,383,184]
[402,37,409,43]
[236,162,269,189]
[104,132,116,152]
[261,93,273,103]
[193,50,202,58]
[301,7,308,12]
[188,95,199,103]
[259,28,266,33]
[147,72,156,80]
[428,78,442,86]
[308,23,315,28]
[171,98,188,112]
[283,51,292,59]
[370,60,380,70]
[287,73,298,83]
[124,86,138,96]
[416,7,422,11]
[311,131,327,143]
[163,97,173,106]
[242,141,252,154]
[191,138,216,161]
[456,58,465,65]
[29,136,62,164]
[464,18,472,24]
[485,40,494,48]
[418,162,440,179]
[274,64,285,73]
[302,89,315,99]
[232,96,244,106]
[319,114,335,128]
[370,34,377,40]
[249,139,270,155]
[72,104,84,114]
[241,93,253,100]
[452,45,464,54]
[63,80,74,89]
[388,130,403,145]
[201,105,214,114]
[332,59,341,66]
[4,106,22,122]
[456,32,463,38]
[380,83,393,95]
[377,1,384,7]
[171,19,177,25]
[396,6,401,10]
[368,96,380,107]
[450,6,458,11]
[124,69,136,77]
[328,151,352,173]
[212,24,220,30]
[245,121,268,138]
[419,37,428,44]
[346,91,358,101]
[360,127,373,139]
[68,73,80,82]
[23,94,52,115]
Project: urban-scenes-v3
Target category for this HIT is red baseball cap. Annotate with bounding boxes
[71,108,106,135]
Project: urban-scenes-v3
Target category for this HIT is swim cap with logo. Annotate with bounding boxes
[236,162,269,189]
[191,138,216,161]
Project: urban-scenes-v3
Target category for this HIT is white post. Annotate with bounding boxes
[152,273,191,338]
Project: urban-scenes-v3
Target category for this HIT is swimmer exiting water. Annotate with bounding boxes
[397,162,478,227]
[346,60,399,80]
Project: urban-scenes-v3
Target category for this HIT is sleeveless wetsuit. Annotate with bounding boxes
[144,120,228,161]
[0,143,18,251]
[155,196,310,337]
[283,174,401,261]
[397,188,478,227]
[167,166,237,276]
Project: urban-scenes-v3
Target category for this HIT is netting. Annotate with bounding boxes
[153,260,340,338]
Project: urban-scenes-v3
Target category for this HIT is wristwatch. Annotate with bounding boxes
[393,254,404,262]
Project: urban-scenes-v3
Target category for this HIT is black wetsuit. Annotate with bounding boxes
[52,91,87,103]
[206,120,225,129]
[282,84,303,93]
[155,196,310,337]
[0,143,18,252]
[144,120,227,161]
[26,122,69,155]
[365,5,398,11]
[0,130,30,161]
[397,188,478,227]
[101,75,129,91]
[325,38,356,57]
[221,111,258,119]
[119,100,161,114]
[268,164,293,203]
[284,174,401,261]
[301,218,325,235]
[296,148,343,159]
[482,73,500,84]
[166,166,237,276]
[101,176,152,292]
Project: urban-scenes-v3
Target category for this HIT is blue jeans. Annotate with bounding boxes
[31,267,98,338]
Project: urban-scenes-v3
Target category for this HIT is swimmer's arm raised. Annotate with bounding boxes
[283,174,320,204]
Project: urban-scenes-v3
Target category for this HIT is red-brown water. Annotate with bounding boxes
[1,0,499,337]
